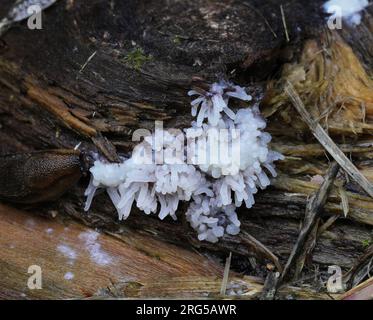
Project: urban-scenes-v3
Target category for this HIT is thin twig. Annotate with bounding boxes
[285,81,373,199]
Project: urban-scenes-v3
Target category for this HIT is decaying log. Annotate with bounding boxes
[0,0,372,299]
[0,203,224,299]
[0,203,341,299]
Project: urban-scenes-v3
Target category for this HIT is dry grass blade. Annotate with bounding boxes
[241,232,283,273]
[79,51,97,74]
[260,272,280,300]
[338,185,350,217]
[285,81,373,199]
[318,215,339,236]
[345,245,373,288]
[220,252,232,296]
[260,271,280,300]
[278,161,340,285]
[280,5,290,42]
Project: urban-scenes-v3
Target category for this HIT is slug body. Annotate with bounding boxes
[0,149,83,204]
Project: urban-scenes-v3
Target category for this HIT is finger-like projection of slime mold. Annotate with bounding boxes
[84,81,284,243]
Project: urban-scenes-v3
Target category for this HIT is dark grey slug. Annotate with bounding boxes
[0,149,84,204]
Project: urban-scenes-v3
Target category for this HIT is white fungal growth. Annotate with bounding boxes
[186,196,240,243]
[85,132,211,221]
[211,149,283,209]
[188,80,252,127]
[84,80,283,242]
[185,107,275,178]
[323,0,369,25]
[79,231,113,266]
[84,160,130,212]
[57,244,77,264]
[64,272,74,280]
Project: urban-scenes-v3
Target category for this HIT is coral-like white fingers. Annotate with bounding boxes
[84,80,283,243]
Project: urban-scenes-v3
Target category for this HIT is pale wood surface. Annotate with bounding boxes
[0,203,224,299]
[0,203,342,300]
